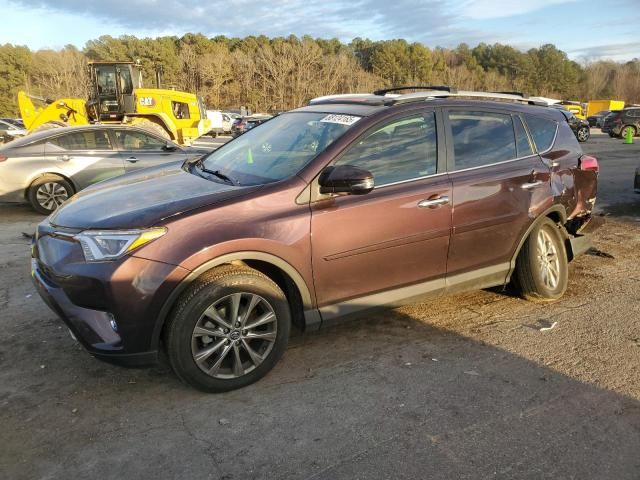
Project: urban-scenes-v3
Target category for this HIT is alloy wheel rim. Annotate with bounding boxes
[537,229,560,290]
[36,182,69,211]
[191,293,277,379]
[578,128,588,141]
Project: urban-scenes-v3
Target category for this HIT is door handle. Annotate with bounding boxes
[521,180,545,190]
[418,196,449,209]
[126,156,138,163]
[58,155,71,161]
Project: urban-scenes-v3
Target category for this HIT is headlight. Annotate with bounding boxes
[75,228,167,262]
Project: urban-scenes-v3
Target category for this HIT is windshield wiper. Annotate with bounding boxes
[194,161,238,185]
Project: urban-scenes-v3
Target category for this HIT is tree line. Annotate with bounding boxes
[1,34,639,117]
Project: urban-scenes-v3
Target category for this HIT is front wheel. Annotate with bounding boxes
[513,218,568,302]
[164,265,291,392]
[576,126,590,142]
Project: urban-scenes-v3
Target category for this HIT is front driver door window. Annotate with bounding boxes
[310,112,452,313]
[114,129,184,171]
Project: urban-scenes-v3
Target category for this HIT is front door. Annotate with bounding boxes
[113,129,186,172]
[310,111,452,319]
[443,108,551,278]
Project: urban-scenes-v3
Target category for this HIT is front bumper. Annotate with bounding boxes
[31,224,189,367]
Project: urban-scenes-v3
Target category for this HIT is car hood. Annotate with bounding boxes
[49,161,261,229]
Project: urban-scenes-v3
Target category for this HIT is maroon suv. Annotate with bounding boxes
[31,88,598,392]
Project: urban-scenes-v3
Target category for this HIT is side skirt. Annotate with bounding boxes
[317,263,510,327]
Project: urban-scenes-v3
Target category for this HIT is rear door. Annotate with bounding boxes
[310,110,452,316]
[444,108,551,279]
[113,129,186,172]
[44,129,125,189]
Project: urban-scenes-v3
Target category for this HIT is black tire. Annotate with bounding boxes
[164,265,291,392]
[134,119,171,141]
[27,174,74,215]
[576,126,590,142]
[513,218,568,302]
[608,132,616,138]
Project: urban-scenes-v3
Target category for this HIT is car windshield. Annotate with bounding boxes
[200,112,359,186]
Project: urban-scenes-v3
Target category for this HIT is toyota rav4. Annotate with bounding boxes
[31,87,599,392]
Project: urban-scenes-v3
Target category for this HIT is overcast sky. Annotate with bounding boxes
[2,0,639,62]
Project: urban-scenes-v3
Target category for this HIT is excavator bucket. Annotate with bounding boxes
[17,91,39,130]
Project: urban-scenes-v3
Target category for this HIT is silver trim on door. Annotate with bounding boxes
[417,196,450,208]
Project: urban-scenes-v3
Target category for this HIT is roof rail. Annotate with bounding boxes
[373,85,456,96]
[308,93,392,106]
[391,89,549,106]
[490,91,529,99]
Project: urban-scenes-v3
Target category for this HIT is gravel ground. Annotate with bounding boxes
[0,132,639,479]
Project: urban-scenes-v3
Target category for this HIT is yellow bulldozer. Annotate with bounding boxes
[18,61,211,145]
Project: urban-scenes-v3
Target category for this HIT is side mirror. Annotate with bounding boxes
[319,165,374,195]
[163,142,177,151]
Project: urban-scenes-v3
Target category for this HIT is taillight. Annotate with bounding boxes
[579,155,599,173]
[0,155,7,162]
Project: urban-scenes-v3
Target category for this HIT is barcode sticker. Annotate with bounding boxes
[320,114,361,126]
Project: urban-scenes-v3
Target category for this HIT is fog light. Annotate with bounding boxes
[108,313,118,332]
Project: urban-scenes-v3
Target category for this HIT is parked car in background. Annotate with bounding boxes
[230,114,273,137]
[587,110,610,127]
[1,118,25,128]
[30,88,598,392]
[0,125,209,214]
[0,118,27,143]
[206,111,234,136]
[601,110,623,136]
[605,107,640,138]
[555,108,590,142]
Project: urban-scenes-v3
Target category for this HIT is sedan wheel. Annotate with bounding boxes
[27,175,74,215]
[36,182,69,211]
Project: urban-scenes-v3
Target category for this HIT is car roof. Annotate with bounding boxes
[0,124,170,150]
[294,96,565,122]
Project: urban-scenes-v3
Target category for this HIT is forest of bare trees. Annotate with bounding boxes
[1,34,638,117]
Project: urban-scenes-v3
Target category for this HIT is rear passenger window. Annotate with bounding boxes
[514,116,534,157]
[448,111,516,170]
[50,130,112,150]
[524,115,557,152]
[335,113,437,186]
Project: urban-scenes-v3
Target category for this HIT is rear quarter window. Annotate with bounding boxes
[525,115,558,152]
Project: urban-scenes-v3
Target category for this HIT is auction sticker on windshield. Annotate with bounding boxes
[320,114,361,126]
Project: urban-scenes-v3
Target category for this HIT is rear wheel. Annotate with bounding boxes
[621,125,637,138]
[576,126,590,142]
[164,265,291,392]
[513,218,568,302]
[134,119,171,141]
[27,174,74,214]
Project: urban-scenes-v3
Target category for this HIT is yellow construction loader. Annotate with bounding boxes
[18,62,211,145]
